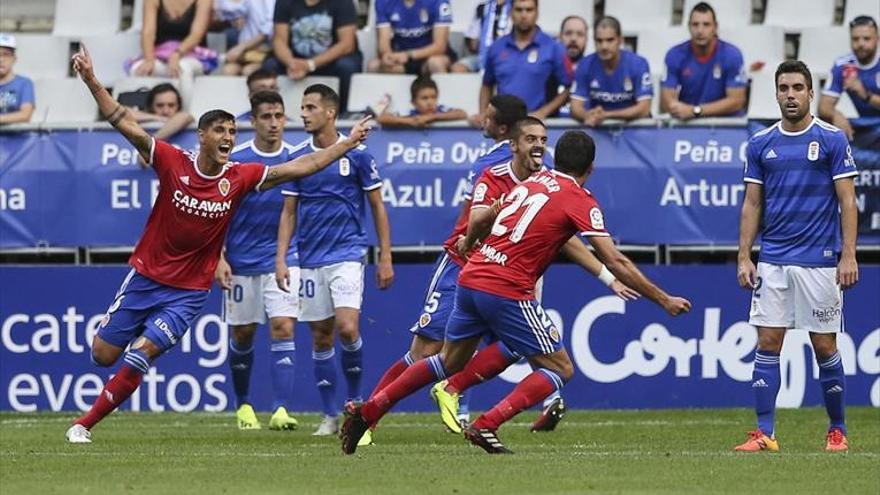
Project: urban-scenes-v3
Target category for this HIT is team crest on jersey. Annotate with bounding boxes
[420,8,429,23]
[339,157,351,176]
[589,207,605,230]
[713,63,721,79]
[218,178,231,196]
[419,313,432,328]
[623,77,633,92]
[807,141,820,161]
[473,183,488,202]
[548,326,560,343]
[527,49,538,63]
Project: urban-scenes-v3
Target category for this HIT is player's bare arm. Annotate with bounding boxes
[214,248,233,291]
[260,116,373,190]
[818,95,855,140]
[737,182,763,289]
[367,188,394,289]
[72,45,153,161]
[560,236,640,300]
[835,177,859,288]
[588,236,690,315]
[460,201,501,257]
[275,196,298,292]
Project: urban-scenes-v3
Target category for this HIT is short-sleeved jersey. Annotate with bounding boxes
[407,104,451,116]
[662,39,747,113]
[822,52,880,118]
[291,135,382,268]
[459,170,610,300]
[376,0,453,52]
[225,139,301,275]
[0,75,35,114]
[572,50,653,111]
[131,139,268,290]
[743,118,858,267]
[273,0,358,59]
[483,29,573,112]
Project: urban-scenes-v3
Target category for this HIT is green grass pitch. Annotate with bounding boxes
[2,407,878,494]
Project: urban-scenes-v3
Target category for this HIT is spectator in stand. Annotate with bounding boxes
[128,83,194,141]
[217,0,277,76]
[452,0,511,73]
[553,15,589,118]
[127,0,217,104]
[370,0,455,75]
[237,69,280,120]
[570,16,652,126]
[478,0,572,120]
[376,75,467,128]
[660,1,746,120]
[0,33,34,125]
[265,0,361,112]
[819,15,879,140]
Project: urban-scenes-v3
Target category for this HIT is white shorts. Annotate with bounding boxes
[299,261,364,322]
[749,262,843,333]
[223,268,301,325]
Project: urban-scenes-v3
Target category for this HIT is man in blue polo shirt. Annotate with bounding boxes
[0,33,34,125]
[571,16,652,126]
[371,0,455,75]
[479,0,572,119]
[660,2,747,120]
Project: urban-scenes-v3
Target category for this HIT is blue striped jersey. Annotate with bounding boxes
[744,118,858,267]
[225,139,301,275]
[290,135,382,268]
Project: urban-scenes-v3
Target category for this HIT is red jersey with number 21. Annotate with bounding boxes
[459,169,610,300]
[130,139,268,291]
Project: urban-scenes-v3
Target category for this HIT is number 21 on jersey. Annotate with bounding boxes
[491,185,549,243]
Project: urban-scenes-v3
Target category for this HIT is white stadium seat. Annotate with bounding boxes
[450,0,483,34]
[111,77,178,99]
[605,0,675,30]
[539,0,594,35]
[33,78,99,123]
[719,26,785,75]
[129,0,145,31]
[798,26,850,78]
[348,73,417,113]
[747,70,781,119]
[188,76,250,119]
[431,73,482,115]
[844,0,880,24]
[764,0,836,29]
[634,27,689,75]
[683,0,753,26]
[357,28,377,71]
[14,35,72,80]
[277,76,341,117]
[53,0,122,37]
[80,32,142,88]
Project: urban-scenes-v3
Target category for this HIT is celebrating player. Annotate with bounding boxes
[341,130,691,454]
[275,84,392,439]
[214,90,301,431]
[64,46,371,444]
[735,60,859,453]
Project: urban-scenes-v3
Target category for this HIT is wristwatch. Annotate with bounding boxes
[307,59,316,73]
[692,105,703,117]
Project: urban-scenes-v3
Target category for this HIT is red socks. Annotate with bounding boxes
[75,364,144,430]
[446,342,517,394]
[473,370,559,431]
[362,356,443,425]
[368,357,410,401]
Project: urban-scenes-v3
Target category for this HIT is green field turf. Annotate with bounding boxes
[1,407,878,494]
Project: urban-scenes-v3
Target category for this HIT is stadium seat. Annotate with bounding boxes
[432,73,482,115]
[33,78,99,123]
[14,35,72,80]
[633,27,689,75]
[764,0,836,29]
[52,0,122,37]
[797,26,851,78]
[719,26,785,74]
[844,0,880,24]
[357,28,377,71]
[605,0,675,30]
[539,0,594,35]
[348,73,417,113]
[747,70,780,119]
[450,0,483,34]
[832,90,860,119]
[277,76,341,118]
[80,32,142,88]
[129,0,145,32]
[188,76,250,119]
[682,0,752,26]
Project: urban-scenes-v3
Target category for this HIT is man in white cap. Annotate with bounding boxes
[0,33,34,124]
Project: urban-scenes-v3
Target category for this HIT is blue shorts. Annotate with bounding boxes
[409,252,461,341]
[97,269,209,353]
[445,286,562,357]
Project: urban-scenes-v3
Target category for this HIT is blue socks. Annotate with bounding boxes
[752,350,781,437]
[818,351,846,434]
[229,339,254,408]
[341,336,364,402]
[313,348,338,417]
[426,354,449,381]
[270,338,296,411]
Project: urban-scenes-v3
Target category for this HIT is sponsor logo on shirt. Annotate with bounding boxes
[479,243,508,266]
[153,316,178,344]
[172,190,232,219]
[844,145,856,168]
[180,175,190,185]
[765,149,777,159]
[812,306,841,324]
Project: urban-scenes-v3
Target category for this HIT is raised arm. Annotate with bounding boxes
[73,45,152,160]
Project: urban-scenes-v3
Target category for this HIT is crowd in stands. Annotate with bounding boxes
[0,0,877,135]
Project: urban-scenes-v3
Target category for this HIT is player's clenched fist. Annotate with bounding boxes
[663,296,692,316]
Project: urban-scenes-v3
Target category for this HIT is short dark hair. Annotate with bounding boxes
[489,94,528,132]
[250,90,284,113]
[594,16,622,37]
[246,69,276,89]
[198,109,235,130]
[303,84,339,109]
[554,131,596,177]
[146,83,181,111]
[774,59,813,90]
[513,0,538,7]
[689,1,717,24]
[849,15,878,30]
[410,76,438,101]
[560,15,588,34]
[511,116,546,140]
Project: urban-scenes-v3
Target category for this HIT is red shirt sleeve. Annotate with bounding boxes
[241,163,269,192]
[149,139,182,175]
[567,189,610,237]
[470,171,504,210]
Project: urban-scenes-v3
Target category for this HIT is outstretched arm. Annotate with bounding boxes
[72,45,152,161]
[560,236,640,300]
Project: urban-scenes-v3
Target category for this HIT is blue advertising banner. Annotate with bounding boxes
[1,124,878,248]
[1,265,877,413]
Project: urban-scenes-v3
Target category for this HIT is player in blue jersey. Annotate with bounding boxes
[736,60,859,453]
[275,84,393,439]
[214,91,301,431]
[571,16,652,126]
[660,2,747,120]
[372,0,454,74]
[819,15,879,140]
